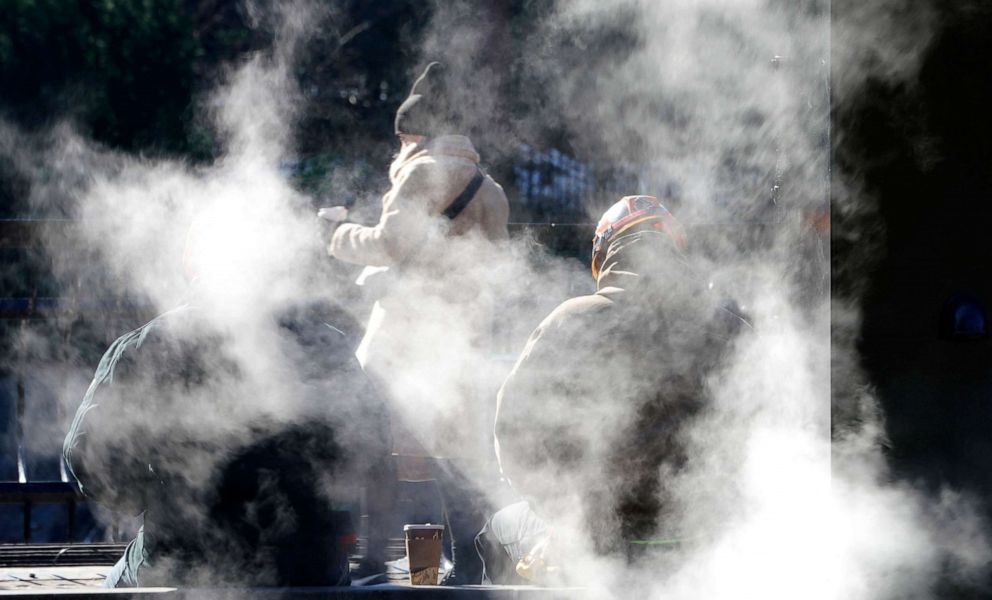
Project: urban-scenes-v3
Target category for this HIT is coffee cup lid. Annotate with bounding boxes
[404,523,445,531]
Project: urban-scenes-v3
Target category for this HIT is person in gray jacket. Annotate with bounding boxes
[64,219,388,587]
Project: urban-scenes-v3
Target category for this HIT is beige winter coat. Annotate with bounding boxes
[329,135,509,462]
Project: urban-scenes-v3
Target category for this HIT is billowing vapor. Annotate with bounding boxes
[1,0,988,595]
[416,0,987,598]
[2,0,586,584]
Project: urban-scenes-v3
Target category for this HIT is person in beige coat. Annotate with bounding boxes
[319,62,509,584]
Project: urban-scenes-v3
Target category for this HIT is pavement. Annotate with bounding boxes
[1,566,107,591]
[0,567,583,598]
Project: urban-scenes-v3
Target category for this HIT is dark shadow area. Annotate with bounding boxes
[834,6,992,596]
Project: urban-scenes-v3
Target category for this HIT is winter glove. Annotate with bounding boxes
[515,533,559,583]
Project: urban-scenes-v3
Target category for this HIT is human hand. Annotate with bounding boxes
[316,206,348,250]
[515,533,559,583]
[317,206,349,222]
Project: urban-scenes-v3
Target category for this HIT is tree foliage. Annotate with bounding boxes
[0,0,205,154]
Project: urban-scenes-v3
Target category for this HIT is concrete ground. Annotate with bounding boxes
[1,566,107,591]
[0,567,581,598]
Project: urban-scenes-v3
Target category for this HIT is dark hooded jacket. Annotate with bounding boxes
[494,231,749,553]
[63,299,388,586]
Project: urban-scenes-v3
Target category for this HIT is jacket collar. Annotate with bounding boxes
[424,135,480,163]
[397,135,480,172]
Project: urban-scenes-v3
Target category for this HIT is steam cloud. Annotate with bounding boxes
[0,0,988,596]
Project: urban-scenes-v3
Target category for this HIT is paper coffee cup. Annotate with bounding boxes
[404,523,445,585]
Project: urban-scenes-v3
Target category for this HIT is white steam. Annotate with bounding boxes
[419,0,988,598]
[0,0,987,595]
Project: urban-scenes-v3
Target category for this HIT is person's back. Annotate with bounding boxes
[494,198,749,563]
[64,299,387,587]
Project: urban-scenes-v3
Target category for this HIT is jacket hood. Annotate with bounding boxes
[426,135,480,163]
[391,135,480,181]
[596,230,697,299]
